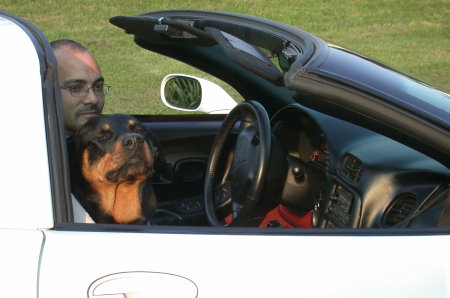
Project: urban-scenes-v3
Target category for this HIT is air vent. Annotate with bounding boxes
[340,155,363,183]
[383,195,417,227]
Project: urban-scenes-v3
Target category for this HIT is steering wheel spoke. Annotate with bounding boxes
[232,202,243,218]
[214,180,232,208]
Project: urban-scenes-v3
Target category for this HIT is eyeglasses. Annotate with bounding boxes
[61,84,111,97]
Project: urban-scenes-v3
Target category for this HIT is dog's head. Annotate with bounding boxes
[70,114,162,224]
[73,114,155,185]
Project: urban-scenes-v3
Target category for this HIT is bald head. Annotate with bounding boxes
[51,39,89,53]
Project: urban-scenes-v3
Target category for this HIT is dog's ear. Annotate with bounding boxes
[144,128,166,174]
[67,132,86,191]
[66,135,77,167]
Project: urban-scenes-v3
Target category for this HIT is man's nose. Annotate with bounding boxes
[81,87,100,104]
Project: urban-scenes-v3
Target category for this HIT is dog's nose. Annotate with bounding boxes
[122,133,144,150]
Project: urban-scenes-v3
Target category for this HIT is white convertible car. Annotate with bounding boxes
[1,9,449,298]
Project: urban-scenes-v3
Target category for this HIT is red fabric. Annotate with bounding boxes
[277,205,313,228]
[256,205,312,228]
[223,204,313,228]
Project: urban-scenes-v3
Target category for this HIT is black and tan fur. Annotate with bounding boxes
[69,114,163,224]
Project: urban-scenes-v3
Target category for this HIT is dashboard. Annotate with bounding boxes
[270,105,450,228]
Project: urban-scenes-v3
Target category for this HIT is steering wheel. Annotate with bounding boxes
[204,101,271,226]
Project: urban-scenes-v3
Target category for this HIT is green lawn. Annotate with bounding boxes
[3,0,449,114]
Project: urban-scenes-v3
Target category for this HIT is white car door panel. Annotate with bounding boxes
[0,229,44,297]
[39,229,450,298]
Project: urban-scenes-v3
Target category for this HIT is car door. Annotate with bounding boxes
[39,225,450,298]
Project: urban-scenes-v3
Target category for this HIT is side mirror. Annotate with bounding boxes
[161,74,238,114]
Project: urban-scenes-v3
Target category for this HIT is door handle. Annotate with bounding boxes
[174,159,206,184]
[88,271,198,298]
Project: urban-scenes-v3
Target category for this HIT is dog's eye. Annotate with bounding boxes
[96,133,111,141]
[135,127,144,135]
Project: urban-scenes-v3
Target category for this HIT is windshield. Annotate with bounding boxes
[317,47,450,128]
[400,76,450,114]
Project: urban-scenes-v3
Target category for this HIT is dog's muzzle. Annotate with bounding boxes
[122,133,145,150]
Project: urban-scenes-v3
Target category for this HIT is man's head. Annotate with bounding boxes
[52,40,106,135]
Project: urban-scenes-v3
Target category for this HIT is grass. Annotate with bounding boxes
[3,0,449,114]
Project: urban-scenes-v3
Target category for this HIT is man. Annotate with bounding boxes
[52,39,108,223]
[51,40,109,136]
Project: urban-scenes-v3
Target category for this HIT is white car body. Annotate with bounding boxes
[0,11,449,298]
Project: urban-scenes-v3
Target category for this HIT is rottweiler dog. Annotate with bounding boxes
[69,114,164,224]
